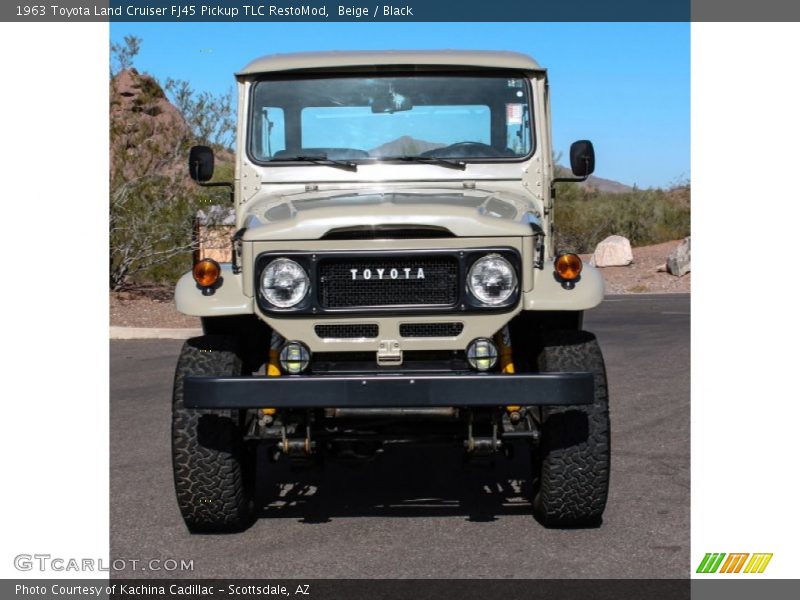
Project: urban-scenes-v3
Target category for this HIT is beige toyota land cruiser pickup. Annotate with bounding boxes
[172,50,609,532]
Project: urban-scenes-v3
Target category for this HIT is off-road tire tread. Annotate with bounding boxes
[533,330,610,527]
[171,335,254,533]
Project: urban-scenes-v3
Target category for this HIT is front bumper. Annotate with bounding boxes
[183,372,594,409]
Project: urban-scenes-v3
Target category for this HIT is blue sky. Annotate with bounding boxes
[110,23,689,188]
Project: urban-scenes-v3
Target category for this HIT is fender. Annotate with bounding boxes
[523,261,604,311]
[174,264,253,317]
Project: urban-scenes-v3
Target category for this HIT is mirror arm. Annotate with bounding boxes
[551,157,591,185]
[189,157,233,202]
[551,174,588,185]
[195,181,234,203]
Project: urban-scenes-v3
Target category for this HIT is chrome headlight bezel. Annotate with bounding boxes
[466,253,519,306]
[259,257,311,309]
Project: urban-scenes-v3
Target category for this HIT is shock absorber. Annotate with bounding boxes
[259,330,285,424]
[495,325,522,422]
[495,325,516,374]
[267,330,283,377]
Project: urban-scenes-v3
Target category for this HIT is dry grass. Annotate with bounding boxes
[555,184,690,253]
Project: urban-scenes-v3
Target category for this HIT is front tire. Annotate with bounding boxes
[532,330,610,527]
[171,335,255,533]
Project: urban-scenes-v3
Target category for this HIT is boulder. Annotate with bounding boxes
[591,235,633,267]
[667,237,691,276]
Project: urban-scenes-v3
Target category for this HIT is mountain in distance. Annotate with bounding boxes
[578,174,634,194]
[370,135,445,157]
[554,164,633,193]
[371,136,633,193]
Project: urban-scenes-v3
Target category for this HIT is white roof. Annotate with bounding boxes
[237,50,543,76]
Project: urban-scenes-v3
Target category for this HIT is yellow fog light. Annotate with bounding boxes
[466,338,498,372]
[279,341,311,374]
[506,405,521,413]
[261,408,276,415]
[554,253,583,281]
[193,258,221,288]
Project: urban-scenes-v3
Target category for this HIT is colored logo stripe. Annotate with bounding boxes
[696,552,773,574]
[744,553,773,574]
[719,553,749,573]
[696,553,726,573]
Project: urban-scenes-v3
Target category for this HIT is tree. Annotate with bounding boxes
[165,78,236,150]
[109,73,194,290]
[110,35,141,77]
[108,37,237,290]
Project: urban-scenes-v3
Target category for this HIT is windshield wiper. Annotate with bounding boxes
[269,154,358,172]
[395,156,466,171]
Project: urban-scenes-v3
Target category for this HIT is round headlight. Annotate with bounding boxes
[260,258,310,308]
[467,254,517,306]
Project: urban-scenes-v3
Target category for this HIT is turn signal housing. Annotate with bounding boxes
[193,258,221,288]
[554,253,583,281]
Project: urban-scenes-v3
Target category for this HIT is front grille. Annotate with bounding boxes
[400,322,464,337]
[315,324,379,339]
[318,255,459,309]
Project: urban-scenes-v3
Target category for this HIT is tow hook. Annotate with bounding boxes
[464,412,501,455]
[376,339,403,366]
[280,422,315,456]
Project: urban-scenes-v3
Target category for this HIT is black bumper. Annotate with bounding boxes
[183,372,594,409]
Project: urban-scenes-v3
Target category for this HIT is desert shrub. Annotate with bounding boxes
[109,67,233,290]
[110,35,140,76]
[109,34,239,290]
[554,184,690,253]
[136,163,234,286]
[165,78,236,150]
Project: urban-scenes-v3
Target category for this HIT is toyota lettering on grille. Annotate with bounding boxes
[349,267,426,281]
[316,255,459,309]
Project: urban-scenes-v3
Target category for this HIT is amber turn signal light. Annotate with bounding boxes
[193,258,221,288]
[554,253,583,281]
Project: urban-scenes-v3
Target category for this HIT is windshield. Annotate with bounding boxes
[249,73,533,163]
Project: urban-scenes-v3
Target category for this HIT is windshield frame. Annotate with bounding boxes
[245,69,537,168]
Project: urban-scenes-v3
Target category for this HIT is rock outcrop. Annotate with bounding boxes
[591,235,634,267]
[666,237,691,276]
[110,68,191,181]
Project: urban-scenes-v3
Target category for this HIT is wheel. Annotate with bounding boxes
[171,335,255,533]
[532,330,610,527]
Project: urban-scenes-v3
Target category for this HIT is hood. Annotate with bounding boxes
[241,187,541,241]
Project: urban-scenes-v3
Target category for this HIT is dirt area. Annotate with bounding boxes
[110,240,690,329]
[581,239,690,295]
[110,286,201,329]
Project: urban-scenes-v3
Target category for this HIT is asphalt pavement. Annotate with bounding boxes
[110,294,690,578]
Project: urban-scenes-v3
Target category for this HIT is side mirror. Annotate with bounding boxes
[569,140,595,177]
[189,145,214,182]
